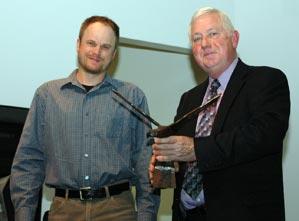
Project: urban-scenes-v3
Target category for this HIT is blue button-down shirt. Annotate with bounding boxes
[10,70,160,221]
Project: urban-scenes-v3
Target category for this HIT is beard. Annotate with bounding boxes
[77,55,111,75]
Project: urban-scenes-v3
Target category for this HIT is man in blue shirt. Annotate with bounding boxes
[10,16,159,221]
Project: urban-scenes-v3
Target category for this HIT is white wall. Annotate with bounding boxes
[0,0,232,108]
[1,1,298,221]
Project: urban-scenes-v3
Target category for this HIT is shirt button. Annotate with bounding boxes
[85,176,89,180]
[85,112,89,116]
[84,153,89,157]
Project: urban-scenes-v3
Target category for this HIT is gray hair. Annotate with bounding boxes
[188,7,235,41]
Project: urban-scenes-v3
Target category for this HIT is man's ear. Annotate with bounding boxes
[232,30,239,49]
[112,49,117,59]
[76,39,80,53]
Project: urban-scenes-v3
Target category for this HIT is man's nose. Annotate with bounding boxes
[201,35,211,47]
[92,45,101,55]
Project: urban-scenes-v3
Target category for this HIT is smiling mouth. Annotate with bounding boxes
[89,57,102,63]
[204,51,215,57]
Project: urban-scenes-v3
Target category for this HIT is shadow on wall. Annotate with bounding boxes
[108,48,120,78]
[188,54,208,85]
[283,131,290,162]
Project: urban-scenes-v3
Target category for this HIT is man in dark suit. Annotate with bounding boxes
[150,6,290,221]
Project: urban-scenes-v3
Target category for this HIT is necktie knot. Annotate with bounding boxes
[209,79,220,98]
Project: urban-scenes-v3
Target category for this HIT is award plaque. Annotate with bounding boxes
[152,161,176,188]
[112,89,220,189]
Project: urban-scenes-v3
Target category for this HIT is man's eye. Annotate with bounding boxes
[87,41,96,47]
[208,32,219,38]
[101,45,111,50]
[193,36,202,43]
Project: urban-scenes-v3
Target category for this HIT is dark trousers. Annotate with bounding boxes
[179,203,207,221]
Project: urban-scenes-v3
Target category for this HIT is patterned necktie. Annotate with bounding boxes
[182,79,221,200]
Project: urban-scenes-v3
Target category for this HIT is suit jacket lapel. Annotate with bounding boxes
[212,59,249,133]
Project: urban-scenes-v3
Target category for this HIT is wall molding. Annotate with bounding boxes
[120,37,190,55]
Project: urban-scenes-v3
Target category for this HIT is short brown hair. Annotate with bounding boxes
[78,16,119,49]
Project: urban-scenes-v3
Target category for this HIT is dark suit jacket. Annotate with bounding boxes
[172,59,290,221]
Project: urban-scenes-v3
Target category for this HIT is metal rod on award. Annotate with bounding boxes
[112,89,220,188]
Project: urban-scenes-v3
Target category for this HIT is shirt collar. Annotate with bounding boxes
[59,69,119,90]
[209,57,238,91]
